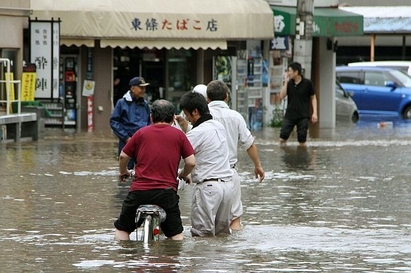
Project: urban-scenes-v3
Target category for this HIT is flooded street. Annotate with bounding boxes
[1,121,411,272]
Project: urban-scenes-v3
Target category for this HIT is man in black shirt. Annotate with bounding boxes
[278,62,318,147]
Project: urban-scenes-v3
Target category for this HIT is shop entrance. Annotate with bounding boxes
[113,48,196,112]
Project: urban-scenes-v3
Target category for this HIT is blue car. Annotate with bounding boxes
[336,66,411,119]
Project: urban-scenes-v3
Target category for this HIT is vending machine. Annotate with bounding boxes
[212,55,240,111]
[213,48,264,130]
[61,55,78,126]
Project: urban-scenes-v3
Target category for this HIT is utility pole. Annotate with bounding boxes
[294,0,314,79]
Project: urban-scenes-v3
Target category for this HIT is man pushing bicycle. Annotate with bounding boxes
[114,99,196,241]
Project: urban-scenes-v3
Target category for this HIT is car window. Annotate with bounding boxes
[364,71,387,86]
[389,69,411,88]
[336,71,362,84]
[379,65,409,74]
[335,81,347,97]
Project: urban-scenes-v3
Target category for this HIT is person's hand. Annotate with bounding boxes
[311,113,318,124]
[283,71,289,82]
[178,173,191,184]
[177,174,191,191]
[175,115,189,132]
[118,171,131,182]
[254,165,265,183]
[184,174,192,184]
[175,115,188,126]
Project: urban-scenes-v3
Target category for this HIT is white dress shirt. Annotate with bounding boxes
[186,119,233,183]
[208,101,255,167]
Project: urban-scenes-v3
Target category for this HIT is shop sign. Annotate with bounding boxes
[272,7,363,37]
[274,10,294,36]
[270,36,289,50]
[30,20,60,99]
[130,17,219,34]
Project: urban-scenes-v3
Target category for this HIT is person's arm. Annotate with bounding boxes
[310,95,318,124]
[110,103,129,142]
[118,150,131,181]
[175,114,193,133]
[246,143,265,182]
[178,154,196,182]
[279,72,289,100]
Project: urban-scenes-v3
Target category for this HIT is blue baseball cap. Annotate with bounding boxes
[129,76,150,87]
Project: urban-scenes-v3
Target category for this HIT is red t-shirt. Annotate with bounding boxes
[122,124,194,191]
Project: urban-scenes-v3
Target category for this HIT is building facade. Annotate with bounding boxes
[29,0,274,133]
[0,1,30,114]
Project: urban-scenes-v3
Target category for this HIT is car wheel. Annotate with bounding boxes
[351,111,359,123]
[403,106,411,119]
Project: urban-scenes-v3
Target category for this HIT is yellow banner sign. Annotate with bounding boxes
[21,72,37,101]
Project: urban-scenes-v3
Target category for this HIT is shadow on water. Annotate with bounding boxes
[1,124,411,272]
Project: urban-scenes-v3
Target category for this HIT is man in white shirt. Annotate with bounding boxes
[179,91,235,236]
[173,84,207,131]
[207,80,265,230]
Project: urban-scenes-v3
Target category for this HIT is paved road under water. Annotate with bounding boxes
[1,121,411,272]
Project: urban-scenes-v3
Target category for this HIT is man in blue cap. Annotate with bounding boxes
[110,76,151,170]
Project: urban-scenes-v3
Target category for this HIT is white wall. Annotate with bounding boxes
[318,37,336,128]
[0,2,30,78]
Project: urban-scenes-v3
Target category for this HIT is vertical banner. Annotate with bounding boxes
[52,22,60,99]
[30,21,51,98]
[87,96,93,132]
[30,20,60,99]
[22,64,37,101]
[4,73,15,113]
[86,48,93,132]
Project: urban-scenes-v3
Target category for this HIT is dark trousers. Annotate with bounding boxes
[279,117,309,143]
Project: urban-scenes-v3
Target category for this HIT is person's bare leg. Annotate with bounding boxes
[230,217,242,230]
[280,138,287,147]
[114,229,130,240]
[170,233,183,240]
[298,142,307,147]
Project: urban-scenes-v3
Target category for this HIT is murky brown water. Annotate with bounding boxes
[1,123,411,272]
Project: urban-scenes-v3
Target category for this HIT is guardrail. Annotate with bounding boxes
[0,58,21,115]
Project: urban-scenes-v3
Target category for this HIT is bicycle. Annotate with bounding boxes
[135,204,167,245]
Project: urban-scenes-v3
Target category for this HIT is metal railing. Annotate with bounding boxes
[0,58,21,115]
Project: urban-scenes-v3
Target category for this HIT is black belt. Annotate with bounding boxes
[203,178,225,183]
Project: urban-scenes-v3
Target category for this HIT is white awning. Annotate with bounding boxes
[30,0,274,49]
[61,38,95,47]
[100,39,227,50]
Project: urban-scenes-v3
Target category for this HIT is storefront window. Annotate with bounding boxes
[167,49,195,112]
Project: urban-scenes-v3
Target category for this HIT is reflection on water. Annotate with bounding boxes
[1,125,411,272]
[280,146,317,170]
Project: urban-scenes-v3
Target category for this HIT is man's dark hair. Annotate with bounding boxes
[151,99,175,123]
[179,91,209,116]
[207,80,229,101]
[288,62,303,75]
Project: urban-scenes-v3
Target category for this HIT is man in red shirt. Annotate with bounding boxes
[114,99,196,241]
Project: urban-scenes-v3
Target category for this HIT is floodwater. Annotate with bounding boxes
[1,119,411,272]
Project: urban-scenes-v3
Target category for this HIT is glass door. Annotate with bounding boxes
[166,49,195,112]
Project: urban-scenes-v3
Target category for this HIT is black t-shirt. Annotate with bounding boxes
[284,78,315,119]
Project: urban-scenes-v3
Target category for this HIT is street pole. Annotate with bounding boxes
[294,0,314,79]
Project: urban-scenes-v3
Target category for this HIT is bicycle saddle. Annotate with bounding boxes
[137,204,167,222]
